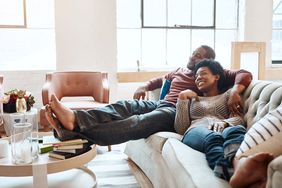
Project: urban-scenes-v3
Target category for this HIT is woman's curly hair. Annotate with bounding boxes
[193,59,225,91]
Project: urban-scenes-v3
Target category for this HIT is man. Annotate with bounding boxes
[45,45,252,146]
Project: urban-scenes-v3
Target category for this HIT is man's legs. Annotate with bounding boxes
[77,103,176,145]
[47,95,175,145]
[49,94,158,131]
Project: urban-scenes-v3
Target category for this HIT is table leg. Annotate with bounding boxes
[77,165,97,188]
[32,163,48,188]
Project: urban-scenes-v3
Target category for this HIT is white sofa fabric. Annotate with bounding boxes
[124,80,282,188]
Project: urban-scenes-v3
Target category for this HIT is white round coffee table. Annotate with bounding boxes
[0,132,97,188]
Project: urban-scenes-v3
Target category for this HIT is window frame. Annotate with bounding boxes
[117,0,239,72]
[140,0,216,29]
[272,0,282,65]
[0,0,27,28]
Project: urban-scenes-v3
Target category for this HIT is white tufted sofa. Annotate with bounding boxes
[124,80,282,188]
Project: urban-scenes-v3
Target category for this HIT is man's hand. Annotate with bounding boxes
[178,89,199,101]
[228,90,243,115]
[228,84,245,116]
[133,86,147,100]
[208,121,228,132]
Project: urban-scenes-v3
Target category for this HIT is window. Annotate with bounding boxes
[0,0,56,70]
[117,0,239,71]
[0,0,26,27]
[272,0,282,65]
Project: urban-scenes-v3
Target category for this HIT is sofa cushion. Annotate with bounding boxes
[163,138,230,188]
[267,155,282,188]
[236,108,282,158]
[124,132,182,188]
[145,131,182,153]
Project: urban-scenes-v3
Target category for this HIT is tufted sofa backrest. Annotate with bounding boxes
[242,80,282,129]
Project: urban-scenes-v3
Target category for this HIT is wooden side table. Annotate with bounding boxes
[2,108,38,136]
[0,132,97,188]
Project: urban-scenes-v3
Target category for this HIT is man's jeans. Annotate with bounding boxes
[58,100,176,145]
[182,125,246,180]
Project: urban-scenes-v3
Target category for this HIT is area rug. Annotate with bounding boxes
[0,145,141,188]
[88,148,141,188]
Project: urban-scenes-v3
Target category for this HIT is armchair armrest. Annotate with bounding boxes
[41,73,63,105]
[267,155,282,188]
[101,72,110,103]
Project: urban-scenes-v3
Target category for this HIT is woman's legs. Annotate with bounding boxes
[182,126,246,180]
[213,125,246,180]
[182,127,224,170]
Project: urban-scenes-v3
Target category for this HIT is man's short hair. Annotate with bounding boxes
[201,45,216,60]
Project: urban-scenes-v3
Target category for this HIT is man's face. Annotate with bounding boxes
[187,47,207,70]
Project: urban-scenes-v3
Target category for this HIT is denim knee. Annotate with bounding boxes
[222,125,246,146]
[204,132,224,153]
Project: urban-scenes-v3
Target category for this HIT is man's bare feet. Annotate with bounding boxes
[229,152,274,188]
[45,105,63,138]
[49,94,76,131]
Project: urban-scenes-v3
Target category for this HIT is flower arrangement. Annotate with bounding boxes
[3,89,35,113]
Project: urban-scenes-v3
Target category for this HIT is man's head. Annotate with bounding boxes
[187,45,216,70]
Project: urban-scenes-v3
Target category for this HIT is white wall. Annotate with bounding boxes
[55,0,118,102]
[243,0,273,67]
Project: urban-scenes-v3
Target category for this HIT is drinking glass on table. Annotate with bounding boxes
[10,113,39,160]
[11,122,33,164]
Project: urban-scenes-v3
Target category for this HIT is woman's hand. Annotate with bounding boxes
[178,89,199,101]
[208,121,228,132]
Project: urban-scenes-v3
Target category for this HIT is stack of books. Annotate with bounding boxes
[40,136,91,160]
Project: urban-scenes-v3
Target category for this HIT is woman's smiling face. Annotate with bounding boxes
[195,66,220,93]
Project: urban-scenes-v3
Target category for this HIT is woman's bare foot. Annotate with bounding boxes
[49,94,76,131]
[229,152,274,188]
[45,105,63,138]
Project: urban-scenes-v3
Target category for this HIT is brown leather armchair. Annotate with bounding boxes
[40,71,109,129]
[40,71,111,150]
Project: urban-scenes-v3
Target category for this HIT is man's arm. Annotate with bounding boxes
[133,77,163,100]
[133,68,180,100]
[224,69,253,115]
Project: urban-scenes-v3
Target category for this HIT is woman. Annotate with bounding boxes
[174,59,273,188]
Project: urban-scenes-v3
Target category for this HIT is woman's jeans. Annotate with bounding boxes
[57,99,176,146]
[182,125,246,180]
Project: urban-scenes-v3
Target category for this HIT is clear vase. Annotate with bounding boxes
[16,98,27,113]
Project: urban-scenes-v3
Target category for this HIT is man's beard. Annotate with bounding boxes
[187,58,196,71]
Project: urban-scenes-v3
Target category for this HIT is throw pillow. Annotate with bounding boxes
[235,108,282,158]
[160,79,170,100]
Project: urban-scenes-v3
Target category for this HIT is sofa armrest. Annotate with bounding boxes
[267,155,282,188]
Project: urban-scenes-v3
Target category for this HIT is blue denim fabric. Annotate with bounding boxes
[61,100,176,145]
[182,125,246,180]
